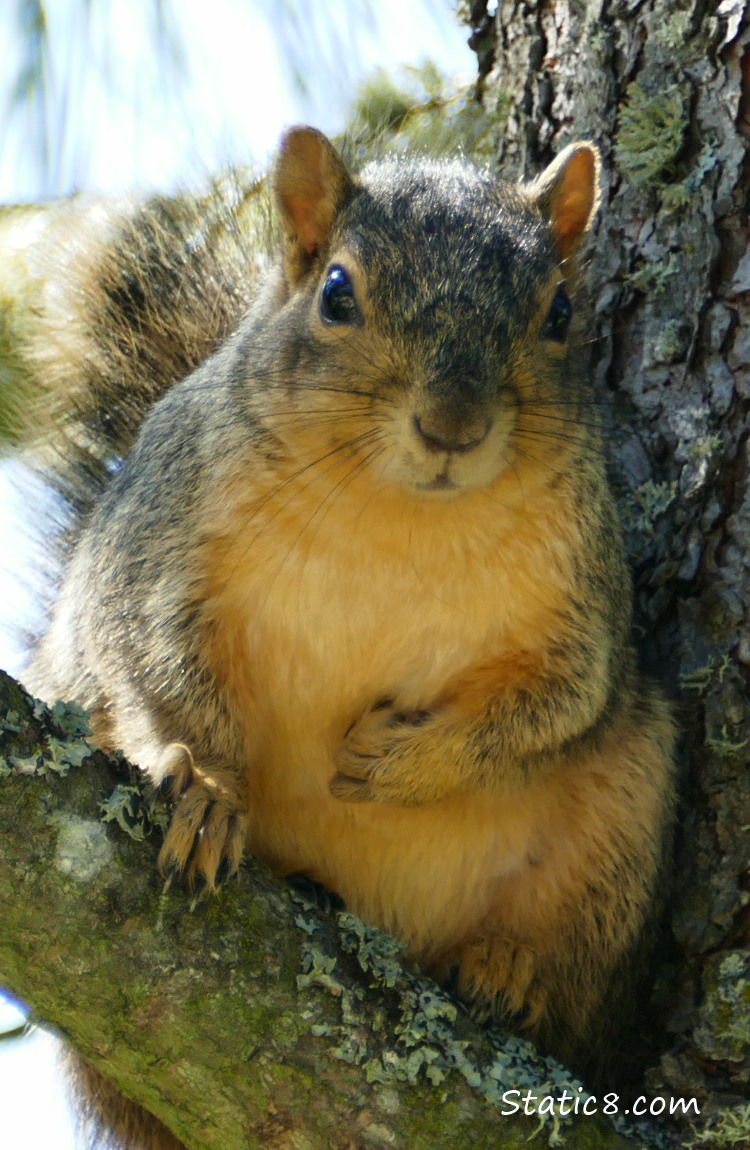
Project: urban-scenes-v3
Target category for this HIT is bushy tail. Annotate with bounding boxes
[21,173,272,520]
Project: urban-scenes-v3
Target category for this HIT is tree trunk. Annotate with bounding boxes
[468,0,750,1126]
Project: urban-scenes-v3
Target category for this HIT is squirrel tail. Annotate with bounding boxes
[22,174,270,520]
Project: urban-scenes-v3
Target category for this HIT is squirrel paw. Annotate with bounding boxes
[331,700,453,805]
[458,936,544,1031]
[156,743,247,892]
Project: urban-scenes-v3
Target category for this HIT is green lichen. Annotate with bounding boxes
[694,951,750,1066]
[621,480,677,537]
[297,943,341,995]
[652,320,689,364]
[710,953,750,1050]
[3,696,93,776]
[683,1104,750,1148]
[705,725,748,761]
[338,910,408,990]
[47,735,90,773]
[3,752,42,774]
[3,708,21,733]
[661,183,692,213]
[615,83,687,188]
[291,906,661,1146]
[626,253,680,294]
[662,142,720,215]
[679,653,732,696]
[100,784,152,841]
[686,434,722,464]
[293,913,320,936]
[656,10,693,52]
[0,709,24,775]
[48,698,92,739]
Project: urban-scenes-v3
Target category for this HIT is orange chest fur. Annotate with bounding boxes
[204,465,574,778]
[198,466,582,951]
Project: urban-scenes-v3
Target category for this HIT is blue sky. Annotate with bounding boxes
[0,3,474,1146]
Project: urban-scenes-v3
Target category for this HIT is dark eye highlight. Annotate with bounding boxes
[542,283,573,343]
[320,265,359,325]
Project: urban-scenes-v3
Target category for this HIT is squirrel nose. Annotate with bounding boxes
[413,412,491,455]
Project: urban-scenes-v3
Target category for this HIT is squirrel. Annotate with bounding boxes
[22,126,675,1145]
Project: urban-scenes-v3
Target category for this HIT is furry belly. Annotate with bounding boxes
[246,717,540,961]
[209,481,571,959]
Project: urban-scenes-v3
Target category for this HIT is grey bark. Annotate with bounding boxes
[466,0,750,1128]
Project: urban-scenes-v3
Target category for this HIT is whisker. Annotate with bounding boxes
[251,437,387,623]
[290,439,388,580]
[219,428,384,585]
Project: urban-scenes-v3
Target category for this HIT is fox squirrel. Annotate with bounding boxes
[24,126,675,1145]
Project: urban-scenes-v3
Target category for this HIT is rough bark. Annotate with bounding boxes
[465,0,750,1136]
[1,669,653,1150]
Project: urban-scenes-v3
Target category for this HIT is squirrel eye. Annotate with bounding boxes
[320,265,358,325]
[542,283,573,343]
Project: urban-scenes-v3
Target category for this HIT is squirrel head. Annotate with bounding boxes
[268,127,601,499]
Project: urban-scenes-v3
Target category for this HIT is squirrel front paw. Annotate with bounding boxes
[330,700,460,805]
[156,743,247,893]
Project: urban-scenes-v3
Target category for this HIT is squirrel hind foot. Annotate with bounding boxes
[456,936,545,1032]
[155,742,247,892]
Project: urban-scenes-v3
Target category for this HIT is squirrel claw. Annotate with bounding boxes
[331,701,437,803]
[156,744,247,892]
[189,874,209,911]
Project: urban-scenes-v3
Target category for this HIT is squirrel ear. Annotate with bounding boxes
[526,143,601,262]
[273,126,354,282]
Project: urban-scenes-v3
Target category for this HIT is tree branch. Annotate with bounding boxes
[0,668,647,1150]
